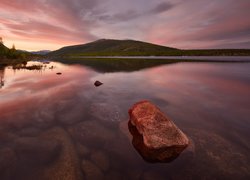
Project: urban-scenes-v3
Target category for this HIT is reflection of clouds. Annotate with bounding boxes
[2,63,91,96]
[144,63,250,96]
[0,82,88,128]
[142,63,250,131]
[0,63,95,128]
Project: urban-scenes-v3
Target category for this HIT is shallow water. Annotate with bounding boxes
[0,60,250,179]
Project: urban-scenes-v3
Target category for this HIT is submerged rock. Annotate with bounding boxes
[90,150,110,172]
[14,136,61,166]
[17,127,43,137]
[40,127,83,180]
[81,160,104,180]
[76,143,90,158]
[68,121,115,148]
[0,148,17,180]
[105,171,124,180]
[128,100,189,162]
[94,80,103,87]
[1,127,82,180]
[90,103,124,122]
[142,170,166,180]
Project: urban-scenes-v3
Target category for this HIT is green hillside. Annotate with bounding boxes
[48,39,179,57]
[0,43,9,56]
[48,39,250,58]
[180,49,250,56]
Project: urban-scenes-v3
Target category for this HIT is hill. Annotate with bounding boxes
[0,43,9,56]
[48,39,250,58]
[30,50,51,55]
[48,39,178,57]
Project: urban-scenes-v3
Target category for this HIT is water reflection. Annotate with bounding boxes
[0,60,250,179]
[56,58,178,72]
[0,67,4,88]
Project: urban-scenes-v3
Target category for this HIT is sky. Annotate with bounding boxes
[0,0,250,51]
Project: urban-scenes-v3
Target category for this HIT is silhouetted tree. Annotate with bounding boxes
[0,37,3,44]
[12,44,16,50]
[7,43,18,59]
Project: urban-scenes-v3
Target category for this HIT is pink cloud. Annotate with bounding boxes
[0,0,250,50]
[145,0,250,49]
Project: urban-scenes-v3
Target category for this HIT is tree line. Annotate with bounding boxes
[0,37,27,60]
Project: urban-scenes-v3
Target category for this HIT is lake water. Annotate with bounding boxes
[0,59,250,179]
[75,56,250,62]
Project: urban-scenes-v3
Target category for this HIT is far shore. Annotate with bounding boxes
[66,56,250,62]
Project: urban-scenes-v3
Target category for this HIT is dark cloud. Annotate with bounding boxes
[96,10,141,23]
[214,41,250,49]
[150,2,175,14]
[197,27,250,41]
[113,10,140,21]
[93,2,175,24]
[43,0,101,27]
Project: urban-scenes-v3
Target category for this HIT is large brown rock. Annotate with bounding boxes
[128,100,189,162]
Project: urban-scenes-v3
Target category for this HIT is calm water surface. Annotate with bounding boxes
[0,60,250,179]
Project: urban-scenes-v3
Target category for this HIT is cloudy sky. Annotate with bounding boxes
[0,0,250,51]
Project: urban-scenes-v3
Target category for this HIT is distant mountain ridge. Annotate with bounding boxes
[48,39,178,57]
[47,39,250,57]
[30,50,51,55]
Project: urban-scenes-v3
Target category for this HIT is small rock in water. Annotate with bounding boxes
[128,100,189,163]
[56,72,62,75]
[94,81,103,87]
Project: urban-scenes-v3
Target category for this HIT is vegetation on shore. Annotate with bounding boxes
[47,39,250,58]
[0,38,38,66]
[12,63,44,70]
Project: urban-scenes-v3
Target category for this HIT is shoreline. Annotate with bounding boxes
[64,56,250,62]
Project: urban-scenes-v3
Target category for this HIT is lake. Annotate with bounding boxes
[0,59,250,179]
